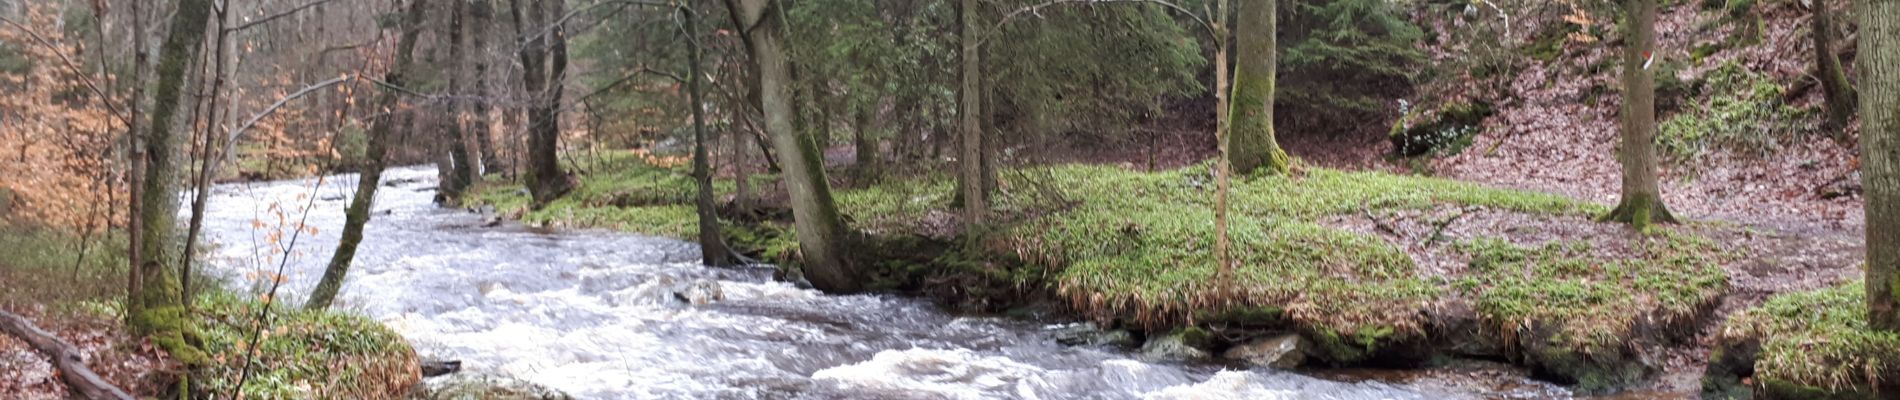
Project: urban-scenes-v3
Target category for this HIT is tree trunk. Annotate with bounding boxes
[515,0,571,207]
[0,311,135,400]
[852,101,879,181]
[1816,0,1858,134]
[1214,0,1234,284]
[727,0,859,292]
[1601,0,1678,230]
[957,0,988,225]
[685,6,734,267]
[1229,0,1291,175]
[130,0,213,365]
[471,0,503,176]
[306,0,430,311]
[442,0,477,201]
[1861,0,1900,331]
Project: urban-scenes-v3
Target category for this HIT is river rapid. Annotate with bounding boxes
[193,166,1585,399]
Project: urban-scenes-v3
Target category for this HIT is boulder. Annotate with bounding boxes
[1045,322,1137,348]
[1138,328,1213,362]
[672,279,724,305]
[408,374,573,400]
[1221,334,1308,369]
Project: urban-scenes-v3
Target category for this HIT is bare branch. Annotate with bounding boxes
[0,16,130,127]
[225,0,339,33]
[983,0,1215,48]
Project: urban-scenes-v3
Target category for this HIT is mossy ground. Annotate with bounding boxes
[0,223,420,399]
[192,292,420,399]
[1709,281,1900,399]
[1452,232,1728,391]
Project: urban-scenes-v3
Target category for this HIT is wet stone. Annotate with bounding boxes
[1222,334,1308,369]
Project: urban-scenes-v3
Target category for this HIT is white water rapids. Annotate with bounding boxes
[192,166,1579,399]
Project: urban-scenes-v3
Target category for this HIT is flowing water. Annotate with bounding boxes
[194,166,1584,399]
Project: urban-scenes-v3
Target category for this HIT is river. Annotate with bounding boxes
[193,166,1584,399]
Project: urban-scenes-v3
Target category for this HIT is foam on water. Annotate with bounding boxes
[192,166,1572,399]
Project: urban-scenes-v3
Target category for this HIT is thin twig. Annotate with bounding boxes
[224,0,339,33]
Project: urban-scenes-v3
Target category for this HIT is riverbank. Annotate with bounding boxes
[461,152,1767,394]
[0,225,421,399]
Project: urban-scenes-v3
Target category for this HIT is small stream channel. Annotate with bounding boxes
[193,166,1595,399]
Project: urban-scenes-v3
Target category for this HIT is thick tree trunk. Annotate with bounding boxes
[1602,0,1679,230]
[441,0,477,201]
[957,0,988,224]
[1228,0,1291,175]
[1861,0,1900,331]
[515,0,571,207]
[306,0,430,311]
[1816,0,1858,133]
[471,0,503,176]
[130,0,213,365]
[728,0,859,292]
[685,7,734,267]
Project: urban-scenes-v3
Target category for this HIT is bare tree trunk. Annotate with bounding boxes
[440,0,477,202]
[852,100,879,181]
[1213,0,1234,284]
[1861,0,1900,332]
[1229,0,1290,176]
[471,0,503,176]
[514,0,571,207]
[129,0,213,365]
[1816,0,1858,134]
[957,0,987,225]
[306,0,430,311]
[685,6,734,267]
[1602,0,1678,229]
[727,0,859,292]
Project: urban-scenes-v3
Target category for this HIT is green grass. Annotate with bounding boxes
[1722,281,1900,397]
[465,152,719,239]
[990,164,1590,362]
[1454,233,1728,352]
[0,224,128,306]
[193,292,419,399]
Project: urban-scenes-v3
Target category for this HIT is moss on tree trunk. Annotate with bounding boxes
[1816,0,1858,133]
[1602,0,1678,230]
[1228,0,1291,175]
[131,0,215,366]
[307,0,431,311]
[729,0,860,292]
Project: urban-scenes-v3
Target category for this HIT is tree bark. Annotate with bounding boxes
[1861,0,1900,331]
[1602,0,1678,230]
[441,0,477,201]
[514,0,571,207]
[727,0,859,292]
[957,0,988,225]
[129,0,213,365]
[0,311,134,400]
[852,100,879,181]
[685,6,734,267]
[1214,0,1234,284]
[1816,0,1858,134]
[306,0,430,311]
[1228,0,1291,175]
[470,0,503,175]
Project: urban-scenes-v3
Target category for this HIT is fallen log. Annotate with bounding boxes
[0,310,135,400]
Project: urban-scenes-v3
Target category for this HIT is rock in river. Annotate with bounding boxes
[1221,334,1308,369]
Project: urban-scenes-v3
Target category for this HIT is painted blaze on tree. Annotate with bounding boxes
[1601,0,1678,230]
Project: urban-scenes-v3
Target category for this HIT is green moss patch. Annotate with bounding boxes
[1002,164,1587,363]
[194,293,419,399]
[1710,281,1900,399]
[1452,232,1728,392]
[465,152,716,239]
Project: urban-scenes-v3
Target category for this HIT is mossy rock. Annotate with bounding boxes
[1301,325,1427,366]
[1390,101,1493,157]
[1517,324,1653,394]
[408,375,574,400]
